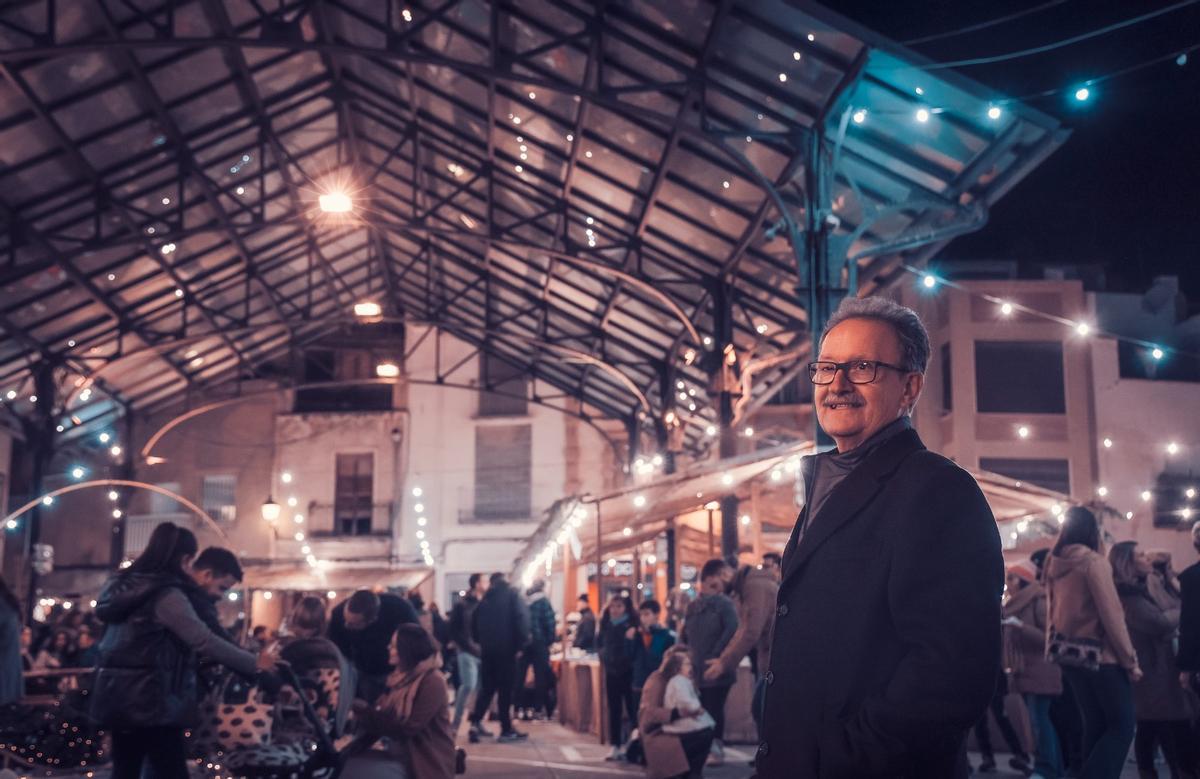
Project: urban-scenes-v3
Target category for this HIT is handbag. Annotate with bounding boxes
[189,673,276,754]
[1046,629,1103,671]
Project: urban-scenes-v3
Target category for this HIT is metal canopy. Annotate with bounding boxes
[0,0,1065,454]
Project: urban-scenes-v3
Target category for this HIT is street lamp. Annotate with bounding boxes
[261,497,281,523]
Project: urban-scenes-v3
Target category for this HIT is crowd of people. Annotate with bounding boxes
[979,508,1200,779]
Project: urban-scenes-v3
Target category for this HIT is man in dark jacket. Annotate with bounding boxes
[573,594,597,651]
[450,573,487,735]
[518,580,556,720]
[1178,521,1200,691]
[469,573,531,742]
[329,589,420,703]
[759,297,1003,779]
[682,559,738,764]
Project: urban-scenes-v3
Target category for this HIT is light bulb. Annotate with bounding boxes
[1097,486,1108,497]
[1017,426,1030,439]
[999,302,1013,316]
[987,105,1002,120]
[922,273,936,288]
[633,495,646,508]
[1103,437,1113,449]
[1141,490,1152,502]
[852,109,866,124]
[1074,87,1090,102]
[915,108,930,123]
[1166,442,1179,455]
[1151,347,1164,360]
[1075,322,1090,336]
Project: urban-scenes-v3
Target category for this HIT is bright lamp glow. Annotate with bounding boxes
[922,274,937,288]
[376,362,400,378]
[1075,322,1090,336]
[915,108,930,123]
[261,498,281,522]
[354,301,382,319]
[1074,87,1090,102]
[1151,347,1164,360]
[318,192,353,213]
[987,105,1002,120]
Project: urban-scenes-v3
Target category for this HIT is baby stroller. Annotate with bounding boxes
[190,663,339,779]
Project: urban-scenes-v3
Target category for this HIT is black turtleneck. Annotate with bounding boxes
[798,415,912,539]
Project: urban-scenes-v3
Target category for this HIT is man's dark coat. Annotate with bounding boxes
[758,428,1004,779]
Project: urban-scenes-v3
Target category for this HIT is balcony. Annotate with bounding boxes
[274,501,396,562]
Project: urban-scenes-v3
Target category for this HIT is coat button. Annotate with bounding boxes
[776,604,789,617]
[757,742,770,757]
[765,671,774,685]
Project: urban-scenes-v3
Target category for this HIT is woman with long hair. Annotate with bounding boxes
[1109,541,1199,778]
[354,624,455,779]
[597,594,638,760]
[1045,507,1141,779]
[0,574,22,705]
[278,596,353,736]
[91,522,278,779]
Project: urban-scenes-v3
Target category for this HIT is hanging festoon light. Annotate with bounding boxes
[411,485,434,566]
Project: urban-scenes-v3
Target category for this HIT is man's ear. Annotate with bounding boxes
[902,372,924,412]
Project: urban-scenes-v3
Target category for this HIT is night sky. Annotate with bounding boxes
[836,0,1200,302]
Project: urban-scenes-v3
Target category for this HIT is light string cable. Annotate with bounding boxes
[902,0,1072,46]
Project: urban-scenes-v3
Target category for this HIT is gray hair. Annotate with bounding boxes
[821,296,931,374]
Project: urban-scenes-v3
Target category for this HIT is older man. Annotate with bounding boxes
[757,296,1004,779]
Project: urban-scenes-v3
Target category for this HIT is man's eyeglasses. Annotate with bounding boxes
[807,360,909,385]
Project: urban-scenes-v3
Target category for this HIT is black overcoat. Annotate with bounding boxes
[757,428,1004,779]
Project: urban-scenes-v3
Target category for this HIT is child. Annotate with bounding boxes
[660,651,716,777]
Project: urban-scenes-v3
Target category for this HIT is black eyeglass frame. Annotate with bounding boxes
[807,359,911,385]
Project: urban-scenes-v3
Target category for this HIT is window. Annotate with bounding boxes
[940,343,952,412]
[979,457,1071,495]
[474,424,532,519]
[479,354,528,416]
[974,341,1065,413]
[149,482,183,515]
[295,348,392,412]
[334,454,374,535]
[201,475,237,523]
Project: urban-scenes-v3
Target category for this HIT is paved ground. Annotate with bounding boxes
[457,720,1144,778]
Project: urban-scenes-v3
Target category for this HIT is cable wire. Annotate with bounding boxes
[902,0,1071,46]
[902,0,1200,70]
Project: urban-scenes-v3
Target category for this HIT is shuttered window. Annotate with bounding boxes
[474,424,532,519]
[335,454,374,535]
[201,475,237,523]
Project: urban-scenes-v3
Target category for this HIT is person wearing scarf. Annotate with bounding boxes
[355,625,456,779]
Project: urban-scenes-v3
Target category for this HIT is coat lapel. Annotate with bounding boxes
[780,429,925,588]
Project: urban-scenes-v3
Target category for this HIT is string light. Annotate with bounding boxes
[915,108,931,123]
[1017,426,1030,439]
[1097,486,1108,497]
[1141,490,1152,502]
[1103,437,1114,449]
[999,301,1013,316]
[1166,441,1179,455]
[1151,347,1164,360]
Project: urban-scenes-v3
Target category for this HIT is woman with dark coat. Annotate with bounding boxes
[1110,541,1199,779]
[91,522,277,779]
[597,594,637,760]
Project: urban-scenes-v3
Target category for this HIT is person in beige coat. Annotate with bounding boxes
[1045,507,1142,779]
[1004,560,1062,778]
[638,646,706,779]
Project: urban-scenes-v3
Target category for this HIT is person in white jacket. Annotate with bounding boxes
[660,651,715,777]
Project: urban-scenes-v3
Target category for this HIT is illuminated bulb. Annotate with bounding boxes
[1000,302,1013,316]
[756,323,768,334]
[915,108,930,123]
[354,301,382,318]
[1103,437,1113,449]
[99,432,111,444]
[4,390,13,399]
[1075,322,1090,336]
[744,426,754,437]
[318,192,352,213]
[608,558,617,569]
[922,273,936,288]
[740,514,751,526]
[778,73,788,82]
[112,509,122,519]
[236,186,245,195]
[987,105,1002,120]
[1183,508,1193,519]
[722,473,734,486]
[301,545,311,554]
[412,487,423,497]
[651,454,664,467]
[417,516,427,526]
[293,514,305,524]
[376,362,400,378]
[108,491,118,501]
[29,395,37,403]
[622,527,632,537]
[1126,511,1134,520]
[1166,442,1179,455]
[771,469,782,481]
[793,51,801,60]
[262,591,273,600]
[5,520,17,530]
[281,472,293,484]
[1186,488,1196,499]
[705,425,717,437]
[294,532,304,541]
[633,495,647,508]
[722,180,730,189]
[1151,347,1164,360]
[287,496,298,507]
[1074,87,1090,102]
[852,109,866,124]
[1097,486,1108,497]
[1141,490,1152,502]
[228,592,238,601]
[915,86,924,95]
[1017,426,1030,439]
[71,467,85,480]
[414,503,425,513]
[111,445,122,457]
[1050,504,1063,516]
[416,530,426,539]
[807,33,815,41]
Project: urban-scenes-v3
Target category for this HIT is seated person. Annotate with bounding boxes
[354,625,455,779]
[277,596,353,737]
[660,651,716,778]
[638,645,714,779]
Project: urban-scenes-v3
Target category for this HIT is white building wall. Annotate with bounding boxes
[1089,334,1200,566]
